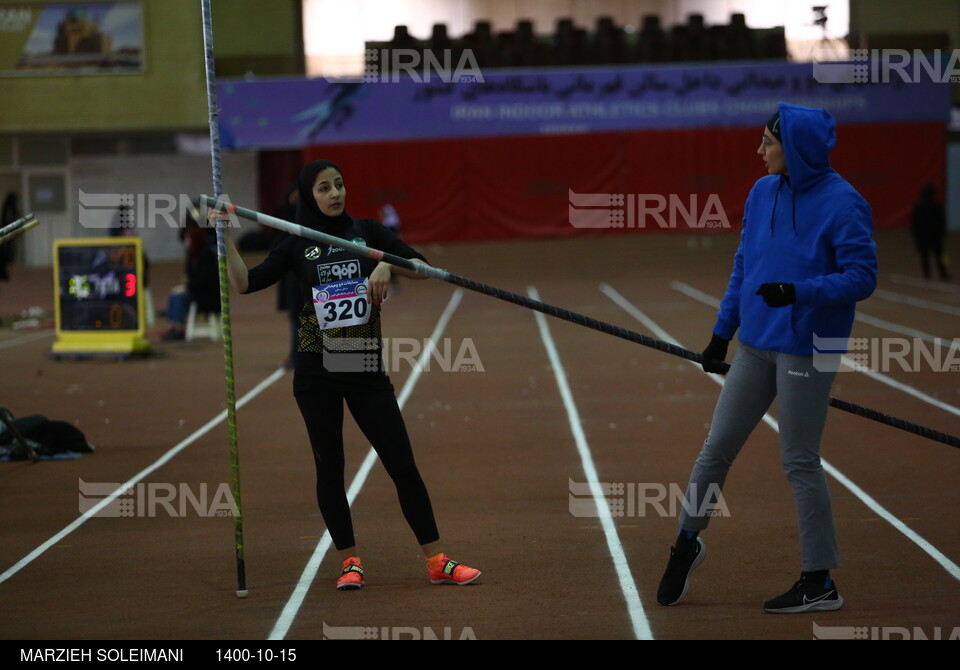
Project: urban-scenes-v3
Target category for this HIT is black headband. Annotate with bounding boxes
[766,112,782,143]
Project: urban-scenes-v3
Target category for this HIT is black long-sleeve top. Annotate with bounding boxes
[244,217,426,354]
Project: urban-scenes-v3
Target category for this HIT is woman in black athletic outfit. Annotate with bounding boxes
[222,159,480,590]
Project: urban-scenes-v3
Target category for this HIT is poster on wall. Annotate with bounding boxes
[0,2,143,76]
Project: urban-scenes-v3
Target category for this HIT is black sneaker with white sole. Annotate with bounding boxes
[656,537,706,606]
[763,574,843,614]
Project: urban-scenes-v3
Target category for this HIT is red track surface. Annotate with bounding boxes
[1,230,958,641]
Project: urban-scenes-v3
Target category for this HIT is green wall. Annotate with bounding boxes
[0,0,300,133]
[212,0,296,57]
[850,0,960,49]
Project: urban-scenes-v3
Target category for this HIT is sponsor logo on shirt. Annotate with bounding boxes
[317,260,362,285]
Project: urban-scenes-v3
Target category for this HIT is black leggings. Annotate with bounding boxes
[294,371,439,551]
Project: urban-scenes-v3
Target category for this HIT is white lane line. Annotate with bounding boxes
[853,312,956,345]
[667,280,720,308]
[600,283,960,582]
[872,288,960,317]
[890,274,960,294]
[527,285,653,641]
[669,281,960,418]
[0,329,55,350]
[0,366,289,586]
[268,289,464,641]
[670,280,953,345]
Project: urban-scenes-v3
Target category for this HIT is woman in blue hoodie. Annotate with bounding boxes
[656,103,877,613]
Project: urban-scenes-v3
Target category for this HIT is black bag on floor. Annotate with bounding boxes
[0,410,94,461]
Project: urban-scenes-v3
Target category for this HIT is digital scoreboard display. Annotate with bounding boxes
[58,244,139,330]
[53,238,149,356]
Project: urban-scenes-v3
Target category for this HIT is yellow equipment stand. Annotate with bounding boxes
[52,237,151,357]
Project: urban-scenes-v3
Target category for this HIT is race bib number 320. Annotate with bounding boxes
[312,277,371,330]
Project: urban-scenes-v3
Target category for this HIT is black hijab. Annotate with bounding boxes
[296,159,352,233]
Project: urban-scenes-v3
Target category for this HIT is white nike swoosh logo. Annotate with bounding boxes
[803,591,834,604]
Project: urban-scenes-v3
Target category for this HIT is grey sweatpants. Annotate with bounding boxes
[678,343,841,571]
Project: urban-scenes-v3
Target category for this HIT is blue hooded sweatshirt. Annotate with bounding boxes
[713,103,877,355]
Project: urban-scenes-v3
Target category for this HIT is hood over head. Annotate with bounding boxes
[776,102,836,192]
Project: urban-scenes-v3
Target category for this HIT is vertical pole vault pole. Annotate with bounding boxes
[200,0,247,599]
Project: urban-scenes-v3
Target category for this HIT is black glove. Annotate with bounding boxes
[756,282,796,308]
[701,334,729,374]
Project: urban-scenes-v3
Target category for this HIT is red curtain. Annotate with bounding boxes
[300,122,944,244]
[257,149,304,216]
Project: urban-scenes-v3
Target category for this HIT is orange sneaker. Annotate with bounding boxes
[426,553,481,585]
[336,557,364,591]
